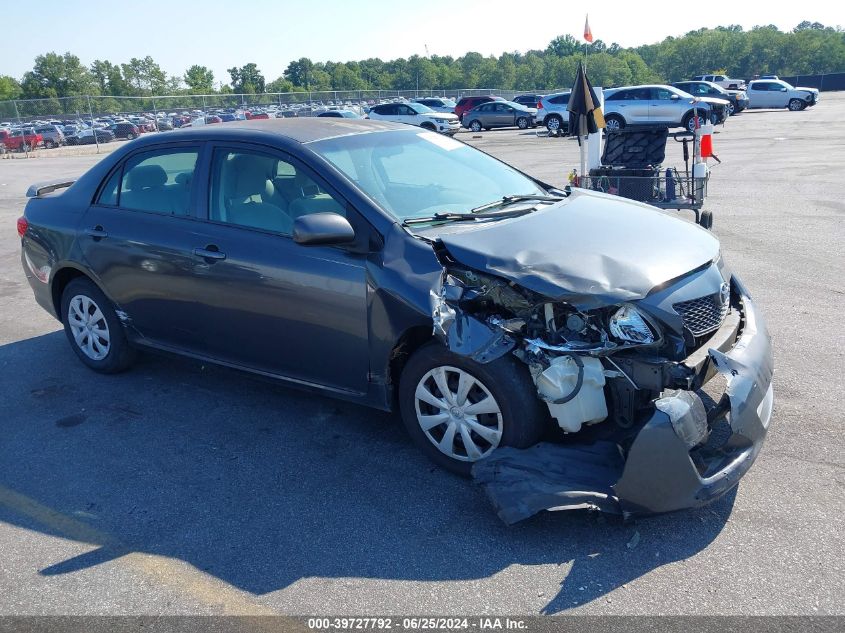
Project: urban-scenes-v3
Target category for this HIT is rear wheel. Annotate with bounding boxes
[468,119,482,132]
[726,102,736,116]
[61,278,136,373]
[19,143,31,152]
[604,114,625,131]
[44,140,55,149]
[546,114,563,132]
[398,343,547,476]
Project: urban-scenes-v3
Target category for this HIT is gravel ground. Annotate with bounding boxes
[0,94,842,616]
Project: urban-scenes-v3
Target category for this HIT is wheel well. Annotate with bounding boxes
[388,326,434,403]
[51,267,90,316]
[420,122,436,130]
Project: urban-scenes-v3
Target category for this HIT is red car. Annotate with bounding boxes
[244,111,270,120]
[0,129,43,152]
[454,95,505,121]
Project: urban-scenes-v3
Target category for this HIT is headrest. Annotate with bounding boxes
[226,154,277,200]
[126,165,167,190]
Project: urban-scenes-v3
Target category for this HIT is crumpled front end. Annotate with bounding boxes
[429,251,773,523]
[470,280,773,523]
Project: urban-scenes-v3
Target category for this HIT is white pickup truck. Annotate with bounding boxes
[692,74,747,90]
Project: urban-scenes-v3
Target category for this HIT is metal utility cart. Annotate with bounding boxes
[578,126,713,228]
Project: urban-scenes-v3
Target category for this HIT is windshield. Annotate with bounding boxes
[310,129,546,221]
[408,102,434,114]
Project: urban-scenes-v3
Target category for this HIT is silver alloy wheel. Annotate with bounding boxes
[546,116,560,131]
[414,365,503,462]
[517,117,529,129]
[605,117,621,131]
[470,120,482,132]
[727,102,735,116]
[788,99,803,111]
[67,294,111,361]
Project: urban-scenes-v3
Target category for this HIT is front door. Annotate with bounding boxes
[187,145,370,394]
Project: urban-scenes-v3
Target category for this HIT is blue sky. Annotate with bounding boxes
[3,0,841,85]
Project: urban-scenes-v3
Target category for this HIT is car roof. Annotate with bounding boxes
[125,118,408,147]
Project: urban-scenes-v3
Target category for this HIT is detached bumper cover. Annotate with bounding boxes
[472,283,774,524]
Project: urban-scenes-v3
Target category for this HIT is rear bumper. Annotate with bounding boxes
[473,277,774,523]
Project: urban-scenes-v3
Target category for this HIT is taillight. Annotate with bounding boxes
[537,100,543,109]
[17,216,28,238]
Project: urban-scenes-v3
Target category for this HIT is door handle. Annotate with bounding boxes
[193,246,226,261]
[85,226,108,239]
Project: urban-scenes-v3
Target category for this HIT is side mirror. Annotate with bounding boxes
[293,212,355,246]
[670,94,680,100]
[780,87,788,92]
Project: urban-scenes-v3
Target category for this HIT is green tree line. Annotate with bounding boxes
[1,21,842,112]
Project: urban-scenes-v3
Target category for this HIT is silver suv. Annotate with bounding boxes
[603,85,712,133]
[535,91,571,132]
[33,125,66,149]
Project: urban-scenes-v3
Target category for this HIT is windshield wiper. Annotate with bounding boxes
[402,208,534,226]
[470,194,565,214]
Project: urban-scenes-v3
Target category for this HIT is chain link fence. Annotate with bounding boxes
[0,89,557,123]
[0,89,567,157]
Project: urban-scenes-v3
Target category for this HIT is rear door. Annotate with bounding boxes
[79,144,207,349]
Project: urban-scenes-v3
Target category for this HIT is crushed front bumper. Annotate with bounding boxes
[472,280,774,524]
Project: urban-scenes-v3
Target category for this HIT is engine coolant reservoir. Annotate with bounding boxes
[535,356,608,433]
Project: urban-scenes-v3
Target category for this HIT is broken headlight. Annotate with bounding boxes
[609,305,656,344]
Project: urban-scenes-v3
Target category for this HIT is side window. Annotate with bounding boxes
[630,89,650,100]
[478,103,492,112]
[97,168,121,206]
[606,90,626,101]
[549,94,569,104]
[654,88,674,100]
[118,149,198,216]
[209,149,345,236]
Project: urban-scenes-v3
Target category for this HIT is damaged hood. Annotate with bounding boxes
[436,188,720,308]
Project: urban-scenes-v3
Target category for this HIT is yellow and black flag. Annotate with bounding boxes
[567,61,606,139]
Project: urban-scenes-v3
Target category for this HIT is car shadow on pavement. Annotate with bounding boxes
[0,332,734,613]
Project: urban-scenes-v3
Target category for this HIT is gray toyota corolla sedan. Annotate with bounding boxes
[18,119,774,523]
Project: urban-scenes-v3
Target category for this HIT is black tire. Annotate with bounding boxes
[699,210,714,230]
[468,120,482,132]
[126,132,135,139]
[20,143,31,152]
[398,342,548,476]
[788,98,804,111]
[516,117,529,130]
[726,102,736,116]
[683,112,705,133]
[61,277,136,374]
[44,140,55,149]
[604,114,625,131]
[546,114,564,132]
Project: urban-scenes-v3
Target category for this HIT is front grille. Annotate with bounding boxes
[673,293,728,336]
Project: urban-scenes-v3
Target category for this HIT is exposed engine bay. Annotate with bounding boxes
[428,244,774,523]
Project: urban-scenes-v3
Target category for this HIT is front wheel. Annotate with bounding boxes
[61,278,136,373]
[126,132,135,139]
[398,343,547,476]
[468,120,482,132]
[726,102,736,116]
[788,98,805,111]
[516,117,529,129]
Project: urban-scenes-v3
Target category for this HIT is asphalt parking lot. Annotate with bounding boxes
[0,95,843,616]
